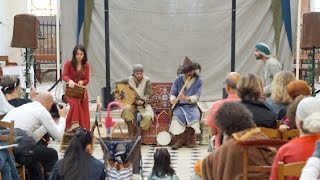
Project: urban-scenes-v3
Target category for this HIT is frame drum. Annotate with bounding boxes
[156,131,171,146]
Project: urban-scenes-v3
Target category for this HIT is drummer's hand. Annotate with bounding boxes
[78,81,84,85]
[68,80,75,88]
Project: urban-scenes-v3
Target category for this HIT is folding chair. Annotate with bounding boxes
[238,139,288,180]
[281,129,300,140]
[259,127,281,139]
[0,121,26,180]
[278,161,306,180]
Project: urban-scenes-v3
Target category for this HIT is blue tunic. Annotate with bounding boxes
[170,75,202,125]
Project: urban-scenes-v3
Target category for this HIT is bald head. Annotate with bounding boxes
[35,91,53,111]
[225,72,241,90]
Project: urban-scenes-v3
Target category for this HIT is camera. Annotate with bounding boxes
[50,102,64,118]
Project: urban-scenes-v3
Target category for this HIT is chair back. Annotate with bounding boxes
[281,129,300,140]
[0,120,15,153]
[278,161,306,180]
[238,139,288,180]
[259,127,281,139]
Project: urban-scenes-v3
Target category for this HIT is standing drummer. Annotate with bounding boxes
[169,56,203,150]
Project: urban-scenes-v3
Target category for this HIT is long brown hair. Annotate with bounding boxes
[71,44,88,70]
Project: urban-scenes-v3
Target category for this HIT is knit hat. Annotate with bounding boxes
[132,64,143,73]
[303,112,320,133]
[255,43,271,57]
[178,56,201,74]
[287,80,311,99]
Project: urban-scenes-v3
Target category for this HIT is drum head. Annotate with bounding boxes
[156,131,171,146]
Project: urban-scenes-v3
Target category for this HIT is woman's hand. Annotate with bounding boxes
[78,80,84,85]
[278,124,289,133]
[68,80,76,88]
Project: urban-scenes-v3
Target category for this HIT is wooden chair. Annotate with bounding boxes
[0,121,26,180]
[281,129,300,140]
[238,139,288,180]
[259,127,281,139]
[278,161,306,180]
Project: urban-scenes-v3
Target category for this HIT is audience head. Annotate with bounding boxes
[71,44,87,69]
[59,128,93,180]
[152,147,175,177]
[271,71,295,104]
[286,80,311,99]
[286,95,306,129]
[216,102,255,136]
[35,91,54,111]
[295,97,320,134]
[224,72,241,93]
[237,73,264,101]
[0,75,21,96]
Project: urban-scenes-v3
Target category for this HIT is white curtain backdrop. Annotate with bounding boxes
[60,0,298,101]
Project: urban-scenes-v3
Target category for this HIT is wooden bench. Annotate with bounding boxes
[34,54,57,83]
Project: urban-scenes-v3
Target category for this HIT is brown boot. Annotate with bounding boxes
[184,127,195,148]
[171,133,184,150]
[126,121,136,138]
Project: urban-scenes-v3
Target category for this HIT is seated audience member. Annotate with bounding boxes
[201,102,275,180]
[278,80,311,132]
[266,71,295,117]
[0,75,36,107]
[237,73,277,128]
[2,91,67,180]
[270,97,320,180]
[300,139,320,179]
[278,95,306,133]
[206,72,241,149]
[0,90,19,180]
[148,148,179,180]
[49,128,105,180]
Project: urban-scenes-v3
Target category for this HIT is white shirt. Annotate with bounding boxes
[2,101,66,142]
[300,157,320,180]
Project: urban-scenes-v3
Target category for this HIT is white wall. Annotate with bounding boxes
[0,0,27,64]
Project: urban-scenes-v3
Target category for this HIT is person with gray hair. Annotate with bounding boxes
[112,64,154,136]
[270,97,320,180]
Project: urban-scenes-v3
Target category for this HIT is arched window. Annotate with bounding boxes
[27,0,57,16]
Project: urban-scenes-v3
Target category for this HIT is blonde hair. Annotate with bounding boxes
[237,74,264,101]
[271,71,295,104]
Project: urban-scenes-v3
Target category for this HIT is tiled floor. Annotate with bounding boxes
[38,81,210,179]
[48,140,209,179]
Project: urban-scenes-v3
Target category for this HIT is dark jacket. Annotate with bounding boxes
[49,155,105,180]
[241,99,277,128]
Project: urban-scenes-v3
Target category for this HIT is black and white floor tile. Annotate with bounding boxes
[49,141,209,180]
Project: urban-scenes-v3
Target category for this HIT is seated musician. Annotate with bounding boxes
[112,64,154,137]
[169,56,202,150]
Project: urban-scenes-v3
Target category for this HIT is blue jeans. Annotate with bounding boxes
[0,150,19,180]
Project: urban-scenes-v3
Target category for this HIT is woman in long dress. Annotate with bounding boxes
[62,44,90,132]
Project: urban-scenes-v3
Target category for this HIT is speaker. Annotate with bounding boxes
[11,14,40,49]
[301,12,320,50]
